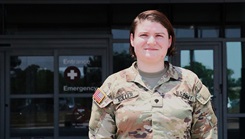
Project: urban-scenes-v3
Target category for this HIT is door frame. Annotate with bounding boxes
[172,41,223,139]
[2,35,110,139]
[0,51,5,139]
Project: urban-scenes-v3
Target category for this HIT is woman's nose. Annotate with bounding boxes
[147,36,156,46]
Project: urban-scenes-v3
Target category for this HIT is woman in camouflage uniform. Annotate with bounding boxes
[89,10,218,139]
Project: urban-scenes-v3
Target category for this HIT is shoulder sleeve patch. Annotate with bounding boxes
[196,85,211,105]
[93,88,112,108]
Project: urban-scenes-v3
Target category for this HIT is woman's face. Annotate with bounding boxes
[130,20,172,64]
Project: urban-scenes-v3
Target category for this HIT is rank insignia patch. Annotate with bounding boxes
[93,88,106,104]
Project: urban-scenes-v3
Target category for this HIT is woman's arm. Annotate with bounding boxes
[89,88,116,139]
[191,84,218,139]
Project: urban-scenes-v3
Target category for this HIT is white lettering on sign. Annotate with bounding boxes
[63,59,90,65]
[67,70,78,80]
[63,86,97,92]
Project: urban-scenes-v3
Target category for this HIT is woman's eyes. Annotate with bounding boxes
[139,34,164,38]
[156,34,164,38]
[140,34,148,37]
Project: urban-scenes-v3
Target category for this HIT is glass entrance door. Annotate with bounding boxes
[57,49,107,139]
[173,42,222,139]
[6,50,55,139]
[5,48,107,139]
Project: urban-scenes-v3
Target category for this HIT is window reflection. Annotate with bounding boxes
[10,98,54,137]
[113,43,135,73]
[112,29,130,39]
[228,118,245,139]
[59,97,92,136]
[225,27,241,38]
[226,42,242,113]
[197,26,219,38]
[174,26,220,38]
[10,56,54,94]
[174,27,195,38]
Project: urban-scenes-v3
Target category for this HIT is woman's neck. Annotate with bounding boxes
[137,60,165,73]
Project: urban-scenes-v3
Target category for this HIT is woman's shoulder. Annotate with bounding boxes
[99,65,136,98]
[103,64,135,87]
[171,65,202,89]
[173,66,199,79]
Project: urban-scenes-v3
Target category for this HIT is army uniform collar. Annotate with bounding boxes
[126,61,182,83]
[164,61,182,80]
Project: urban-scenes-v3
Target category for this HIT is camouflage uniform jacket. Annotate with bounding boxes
[89,62,218,139]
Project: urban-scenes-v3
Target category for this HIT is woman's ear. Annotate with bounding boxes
[168,35,172,48]
[130,33,134,47]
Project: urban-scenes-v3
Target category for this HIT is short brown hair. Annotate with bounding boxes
[129,10,176,58]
